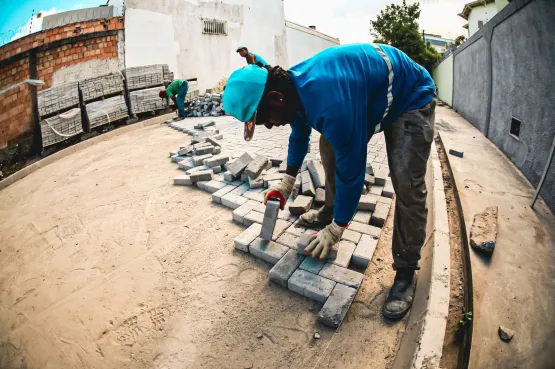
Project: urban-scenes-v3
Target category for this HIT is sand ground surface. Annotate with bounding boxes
[0,122,404,369]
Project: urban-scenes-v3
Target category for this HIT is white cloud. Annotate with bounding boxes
[284,0,469,43]
[10,7,57,42]
[74,3,84,10]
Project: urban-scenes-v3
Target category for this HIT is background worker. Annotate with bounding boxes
[159,79,189,121]
[223,43,435,320]
[236,46,269,67]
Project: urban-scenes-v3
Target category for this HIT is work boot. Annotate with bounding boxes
[382,269,416,320]
[173,116,185,121]
[298,205,333,228]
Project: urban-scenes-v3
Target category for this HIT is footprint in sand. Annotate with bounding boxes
[238,269,261,285]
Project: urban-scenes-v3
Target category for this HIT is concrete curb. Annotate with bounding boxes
[392,140,451,368]
[0,113,173,192]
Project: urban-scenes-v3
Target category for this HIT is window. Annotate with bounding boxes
[478,20,484,28]
[510,117,521,139]
[203,19,227,35]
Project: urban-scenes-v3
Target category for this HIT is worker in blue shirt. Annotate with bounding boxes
[223,44,435,320]
[236,46,269,67]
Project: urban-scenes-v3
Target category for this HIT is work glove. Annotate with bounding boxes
[304,220,345,260]
[264,174,296,210]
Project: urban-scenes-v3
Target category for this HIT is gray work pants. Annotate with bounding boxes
[319,101,436,270]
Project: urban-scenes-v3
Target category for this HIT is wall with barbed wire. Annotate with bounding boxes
[0,5,124,48]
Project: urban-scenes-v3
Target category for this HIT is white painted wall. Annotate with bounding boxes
[467,2,498,37]
[285,21,339,68]
[432,54,453,106]
[125,0,288,93]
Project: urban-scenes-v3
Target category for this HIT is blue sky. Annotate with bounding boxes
[0,0,106,35]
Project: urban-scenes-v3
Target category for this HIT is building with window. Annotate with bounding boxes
[459,0,510,37]
[422,33,453,54]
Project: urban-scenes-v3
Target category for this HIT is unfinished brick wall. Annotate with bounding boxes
[0,60,32,148]
[0,17,123,153]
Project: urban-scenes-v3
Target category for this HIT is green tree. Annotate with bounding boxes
[370,0,440,72]
[446,35,466,50]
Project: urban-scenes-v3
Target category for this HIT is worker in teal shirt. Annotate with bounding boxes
[223,44,435,320]
[160,79,189,120]
[236,46,269,66]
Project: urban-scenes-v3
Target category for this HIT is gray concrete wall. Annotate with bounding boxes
[453,38,489,135]
[452,0,555,213]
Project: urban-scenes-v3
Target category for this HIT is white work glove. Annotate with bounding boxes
[264,174,296,210]
[304,220,345,260]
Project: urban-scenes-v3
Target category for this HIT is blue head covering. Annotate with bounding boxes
[223,65,268,123]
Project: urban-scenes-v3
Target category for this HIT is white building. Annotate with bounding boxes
[458,0,509,37]
[124,0,339,92]
[422,33,453,54]
[285,22,339,68]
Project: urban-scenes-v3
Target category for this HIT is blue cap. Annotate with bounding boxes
[223,65,268,123]
[236,45,246,52]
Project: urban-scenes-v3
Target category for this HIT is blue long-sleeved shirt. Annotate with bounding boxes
[246,52,269,66]
[287,43,435,224]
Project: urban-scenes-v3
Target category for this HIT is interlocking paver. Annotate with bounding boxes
[260,200,280,240]
[269,250,305,287]
[288,269,336,303]
[352,234,378,267]
[234,223,262,252]
[318,283,357,328]
[318,263,363,289]
[249,238,289,264]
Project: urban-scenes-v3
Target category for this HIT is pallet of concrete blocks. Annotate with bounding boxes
[185,93,225,118]
[123,64,164,91]
[79,72,125,102]
[158,64,174,84]
[85,95,129,129]
[129,86,168,115]
[37,81,79,117]
[40,108,83,147]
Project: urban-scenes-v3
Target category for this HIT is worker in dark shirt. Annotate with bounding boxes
[236,46,269,67]
[223,43,436,320]
[160,79,189,121]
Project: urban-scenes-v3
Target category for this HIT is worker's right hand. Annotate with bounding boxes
[264,174,296,210]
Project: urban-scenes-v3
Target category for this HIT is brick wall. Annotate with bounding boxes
[36,34,120,90]
[0,60,32,147]
[0,17,124,152]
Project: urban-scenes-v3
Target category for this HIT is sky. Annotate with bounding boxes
[284,0,469,43]
[0,0,110,41]
[1,0,469,44]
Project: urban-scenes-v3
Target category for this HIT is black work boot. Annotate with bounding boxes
[383,269,416,320]
[298,205,333,228]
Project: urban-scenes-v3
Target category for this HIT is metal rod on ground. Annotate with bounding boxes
[531,134,555,209]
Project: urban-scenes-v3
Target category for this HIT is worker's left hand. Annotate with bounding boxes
[304,221,345,260]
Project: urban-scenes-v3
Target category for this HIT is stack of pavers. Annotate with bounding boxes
[124,64,169,116]
[38,81,83,148]
[79,72,125,102]
[80,72,128,129]
[184,92,225,118]
[85,96,129,130]
[168,122,395,327]
[123,64,164,91]
[160,64,174,84]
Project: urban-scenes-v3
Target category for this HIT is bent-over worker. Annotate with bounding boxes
[160,79,189,121]
[236,46,269,67]
[222,43,436,320]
